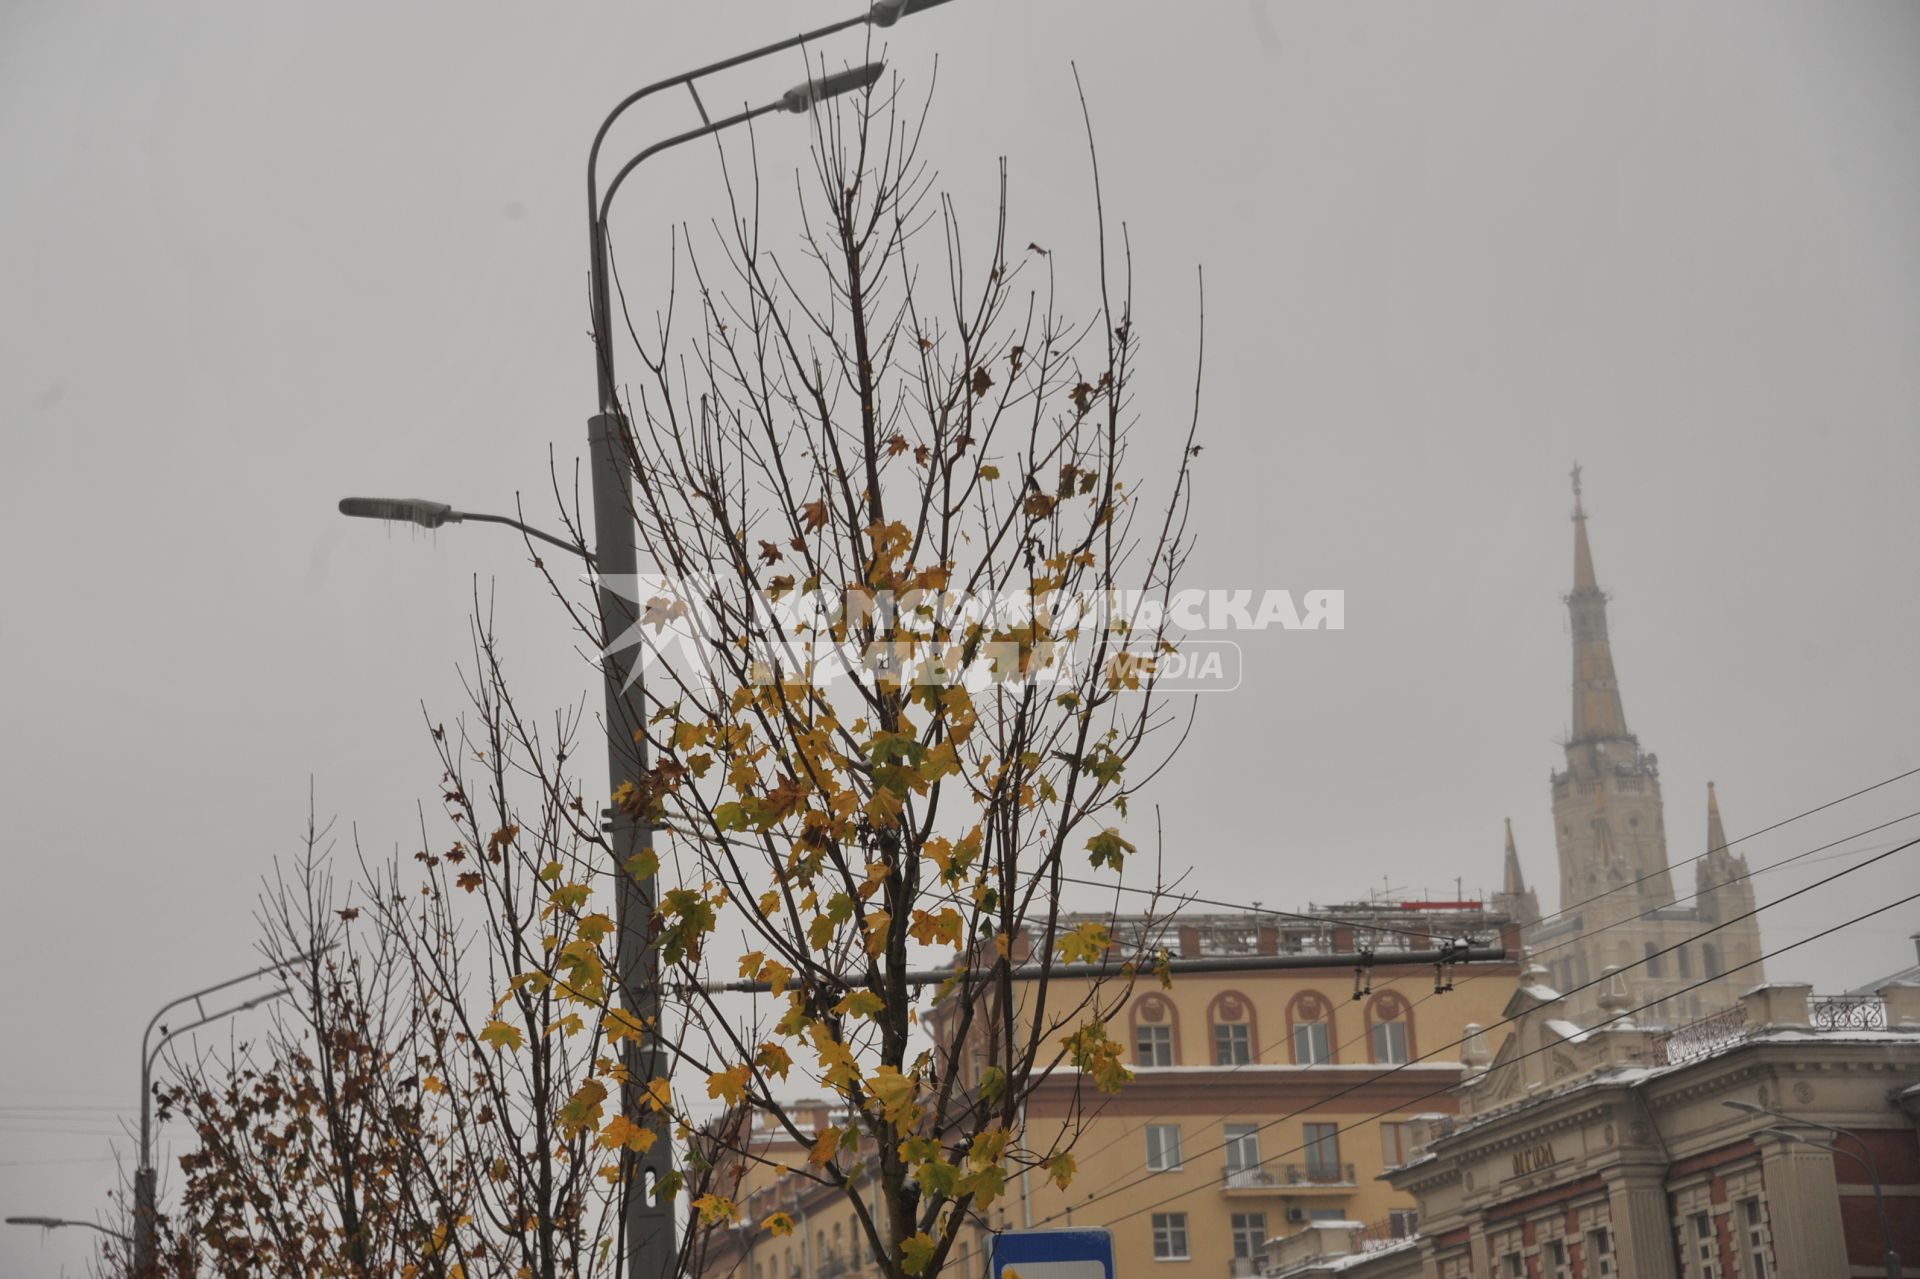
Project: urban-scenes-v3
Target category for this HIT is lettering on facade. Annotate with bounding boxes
[1510,1142,1559,1178]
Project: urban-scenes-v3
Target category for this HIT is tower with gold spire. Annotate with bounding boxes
[1512,468,1764,1025]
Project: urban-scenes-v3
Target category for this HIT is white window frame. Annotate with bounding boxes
[1380,1120,1413,1168]
[1293,1019,1331,1065]
[1370,1018,1409,1064]
[1229,1213,1267,1260]
[1588,1227,1614,1279]
[1152,1212,1190,1261]
[1690,1210,1717,1279]
[1214,1020,1253,1065]
[1224,1123,1262,1174]
[1136,1022,1174,1068]
[1145,1124,1183,1172]
[1738,1196,1770,1279]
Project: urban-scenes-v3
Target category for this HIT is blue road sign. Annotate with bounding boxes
[991,1228,1116,1279]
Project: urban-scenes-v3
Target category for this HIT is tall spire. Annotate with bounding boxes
[1567,464,1631,744]
[1503,818,1526,894]
[1706,781,1730,859]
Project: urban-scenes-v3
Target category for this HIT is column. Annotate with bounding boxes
[1757,1135,1848,1278]
[1601,1166,1678,1279]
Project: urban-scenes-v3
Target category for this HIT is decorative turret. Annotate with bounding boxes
[1696,782,1757,927]
[1494,817,1541,927]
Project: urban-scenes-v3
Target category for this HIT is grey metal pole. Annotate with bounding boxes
[585,62,883,1279]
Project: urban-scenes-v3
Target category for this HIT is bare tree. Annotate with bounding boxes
[520,70,1206,1279]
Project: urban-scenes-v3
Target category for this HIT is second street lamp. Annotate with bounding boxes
[133,950,325,1277]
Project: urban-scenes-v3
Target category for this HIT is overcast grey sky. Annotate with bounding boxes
[5,1,1918,1269]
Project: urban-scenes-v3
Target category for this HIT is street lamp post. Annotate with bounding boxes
[584,57,882,1279]
[1725,1101,1901,1278]
[6,1216,133,1243]
[132,951,326,1277]
[340,8,955,1279]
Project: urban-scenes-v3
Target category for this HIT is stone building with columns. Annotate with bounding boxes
[1492,471,1766,1026]
[1314,969,1920,1279]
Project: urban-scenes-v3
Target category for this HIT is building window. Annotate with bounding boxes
[1678,944,1694,980]
[1309,1208,1346,1222]
[1136,1023,1174,1068]
[1504,1255,1525,1279]
[1293,1019,1330,1064]
[1380,1121,1413,1168]
[1365,990,1413,1064]
[1645,943,1664,979]
[1287,991,1335,1065]
[1371,1018,1409,1064]
[1388,1210,1419,1239]
[1209,992,1257,1065]
[1740,1198,1769,1279]
[1146,1124,1183,1172]
[1230,1213,1267,1261]
[1303,1123,1341,1180]
[1691,1211,1716,1278]
[1589,1228,1613,1279]
[1214,1020,1252,1065]
[1152,1213,1189,1261]
[1547,1240,1570,1279]
[1704,943,1722,980]
[1224,1123,1262,1181]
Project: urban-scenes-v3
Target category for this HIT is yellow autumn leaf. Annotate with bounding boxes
[691,1193,738,1225]
[605,1007,647,1046]
[597,1114,658,1153]
[833,990,885,1019]
[707,1064,752,1106]
[642,1077,672,1112]
[1057,921,1113,965]
[901,1233,936,1275]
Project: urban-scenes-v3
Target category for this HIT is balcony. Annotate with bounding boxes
[1220,1162,1357,1194]
[1228,1258,1263,1277]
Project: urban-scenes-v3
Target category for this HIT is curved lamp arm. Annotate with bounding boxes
[337,497,592,563]
[6,1215,132,1244]
[137,946,331,1171]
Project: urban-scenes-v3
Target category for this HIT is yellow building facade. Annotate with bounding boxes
[707,906,1521,1279]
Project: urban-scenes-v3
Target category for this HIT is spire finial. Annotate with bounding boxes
[1571,461,1585,520]
[1706,782,1730,860]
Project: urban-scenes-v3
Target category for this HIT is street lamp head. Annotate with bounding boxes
[239,986,292,1013]
[6,1216,64,1228]
[338,496,462,529]
[868,0,956,27]
[782,61,886,113]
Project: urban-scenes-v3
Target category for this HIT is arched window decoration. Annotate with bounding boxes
[1286,990,1337,1065]
[1208,990,1257,1065]
[1130,992,1180,1067]
[1364,990,1413,1064]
